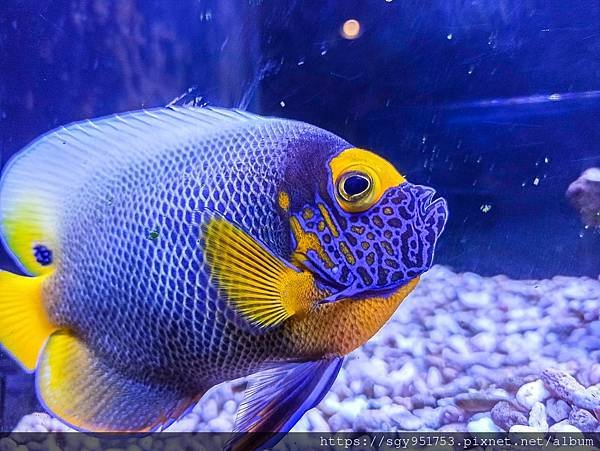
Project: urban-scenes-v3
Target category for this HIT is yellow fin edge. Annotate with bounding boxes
[3,202,56,276]
[38,330,204,432]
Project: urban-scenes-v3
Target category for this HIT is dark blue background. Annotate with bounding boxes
[1,0,600,428]
[2,0,599,280]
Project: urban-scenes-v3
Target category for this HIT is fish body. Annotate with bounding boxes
[44,110,346,384]
[0,107,447,446]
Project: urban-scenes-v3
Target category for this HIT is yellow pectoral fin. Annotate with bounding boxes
[204,217,318,328]
[0,271,56,371]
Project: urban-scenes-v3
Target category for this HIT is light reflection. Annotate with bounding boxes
[341,19,361,40]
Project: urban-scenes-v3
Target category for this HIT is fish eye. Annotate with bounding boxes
[338,172,372,202]
[330,148,405,213]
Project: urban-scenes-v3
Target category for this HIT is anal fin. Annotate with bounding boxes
[37,330,202,432]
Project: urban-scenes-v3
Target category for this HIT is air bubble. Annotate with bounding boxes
[199,10,213,21]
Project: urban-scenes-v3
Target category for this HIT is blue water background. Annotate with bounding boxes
[1,0,600,429]
[2,0,600,279]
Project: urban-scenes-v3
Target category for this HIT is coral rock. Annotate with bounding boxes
[566,167,600,227]
[568,407,599,432]
[491,401,527,431]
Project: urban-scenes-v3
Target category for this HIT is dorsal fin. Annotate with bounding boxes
[0,107,266,275]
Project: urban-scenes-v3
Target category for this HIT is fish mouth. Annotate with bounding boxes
[422,188,436,206]
[418,186,444,211]
[387,183,449,282]
[434,198,449,229]
[419,188,449,237]
[428,195,449,225]
[425,191,444,209]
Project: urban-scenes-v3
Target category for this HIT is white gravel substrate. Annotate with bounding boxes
[13,265,600,433]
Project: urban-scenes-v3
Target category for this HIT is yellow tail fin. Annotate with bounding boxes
[0,271,56,372]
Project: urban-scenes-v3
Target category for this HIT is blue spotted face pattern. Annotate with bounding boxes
[289,163,448,300]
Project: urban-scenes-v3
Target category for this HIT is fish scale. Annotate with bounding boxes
[0,107,447,443]
[44,116,343,385]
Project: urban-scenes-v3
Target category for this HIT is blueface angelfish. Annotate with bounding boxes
[0,107,448,448]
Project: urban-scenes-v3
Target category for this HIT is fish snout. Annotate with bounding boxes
[408,184,449,236]
[382,183,449,278]
[424,192,449,241]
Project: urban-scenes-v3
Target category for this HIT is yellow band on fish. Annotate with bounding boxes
[329,148,406,213]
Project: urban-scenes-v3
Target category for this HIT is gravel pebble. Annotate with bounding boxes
[509,424,537,432]
[437,422,467,432]
[568,407,599,432]
[545,398,572,423]
[516,380,550,410]
[327,413,350,431]
[338,396,368,424]
[528,402,548,431]
[0,438,17,451]
[467,415,501,433]
[455,388,511,412]
[307,410,330,432]
[387,405,423,431]
[193,398,214,420]
[549,420,582,433]
[206,416,232,432]
[491,401,527,431]
[353,409,392,431]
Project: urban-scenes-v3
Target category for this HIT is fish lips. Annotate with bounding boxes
[424,192,449,241]
[369,183,449,291]
[415,185,449,234]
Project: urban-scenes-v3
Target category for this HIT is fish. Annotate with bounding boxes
[0,107,448,449]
